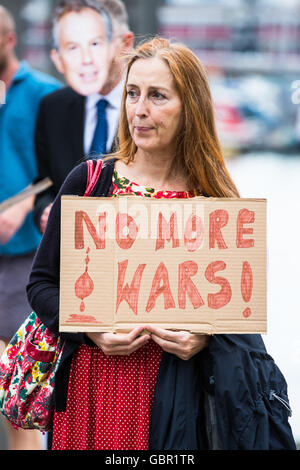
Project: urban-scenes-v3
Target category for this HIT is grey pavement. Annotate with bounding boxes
[0,415,8,450]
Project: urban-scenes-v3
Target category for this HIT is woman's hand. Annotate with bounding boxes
[86,326,151,356]
[144,325,210,361]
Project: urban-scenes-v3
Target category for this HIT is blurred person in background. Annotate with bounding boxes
[33,0,134,234]
[0,4,61,450]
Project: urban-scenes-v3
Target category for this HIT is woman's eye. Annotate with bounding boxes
[152,91,165,101]
[127,90,138,99]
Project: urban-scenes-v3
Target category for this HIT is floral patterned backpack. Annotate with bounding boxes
[0,312,63,431]
[0,159,103,431]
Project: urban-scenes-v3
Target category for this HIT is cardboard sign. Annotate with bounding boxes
[59,196,267,334]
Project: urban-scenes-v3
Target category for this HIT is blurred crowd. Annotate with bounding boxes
[0,0,133,451]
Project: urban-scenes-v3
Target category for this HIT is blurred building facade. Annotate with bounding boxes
[2,0,300,153]
[157,0,300,153]
[3,0,300,75]
[159,0,300,73]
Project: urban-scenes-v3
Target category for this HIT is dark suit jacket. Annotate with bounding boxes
[33,86,117,230]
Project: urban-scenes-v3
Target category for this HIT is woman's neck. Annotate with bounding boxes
[116,148,189,191]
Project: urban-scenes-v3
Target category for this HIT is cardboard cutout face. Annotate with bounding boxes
[51,8,114,96]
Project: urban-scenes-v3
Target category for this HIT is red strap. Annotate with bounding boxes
[85,160,94,192]
[84,159,103,196]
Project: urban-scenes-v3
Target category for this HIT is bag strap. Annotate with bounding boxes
[84,159,103,197]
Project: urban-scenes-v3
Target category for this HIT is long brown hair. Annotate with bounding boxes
[107,37,239,198]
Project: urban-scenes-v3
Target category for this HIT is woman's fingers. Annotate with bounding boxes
[102,332,150,355]
[144,325,188,344]
[86,326,150,356]
[100,326,147,346]
[149,332,190,359]
[144,325,210,360]
[87,325,209,359]
[102,334,150,356]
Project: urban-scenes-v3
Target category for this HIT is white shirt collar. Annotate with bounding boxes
[85,77,125,111]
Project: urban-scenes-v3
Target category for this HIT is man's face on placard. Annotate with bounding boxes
[51,8,113,96]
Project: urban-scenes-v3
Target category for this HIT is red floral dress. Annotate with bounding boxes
[52,170,196,450]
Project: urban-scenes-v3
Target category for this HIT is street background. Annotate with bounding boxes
[0,0,300,449]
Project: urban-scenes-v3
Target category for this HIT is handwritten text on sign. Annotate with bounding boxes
[59,196,267,334]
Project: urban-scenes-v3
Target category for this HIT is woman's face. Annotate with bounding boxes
[126,57,183,155]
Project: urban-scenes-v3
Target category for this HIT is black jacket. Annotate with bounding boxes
[27,160,296,451]
[150,334,296,450]
[33,87,85,228]
[33,86,117,230]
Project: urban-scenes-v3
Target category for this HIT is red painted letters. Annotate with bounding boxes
[236,209,255,248]
[184,214,204,252]
[75,211,105,249]
[209,210,229,249]
[116,260,146,315]
[146,262,176,313]
[155,212,180,251]
[205,261,232,309]
[178,261,204,309]
[116,212,138,249]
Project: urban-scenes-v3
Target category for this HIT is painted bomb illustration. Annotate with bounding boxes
[75,247,94,312]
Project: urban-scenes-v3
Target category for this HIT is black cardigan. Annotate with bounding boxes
[33,87,118,231]
[27,159,115,412]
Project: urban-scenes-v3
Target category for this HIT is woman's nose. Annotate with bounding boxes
[135,97,148,117]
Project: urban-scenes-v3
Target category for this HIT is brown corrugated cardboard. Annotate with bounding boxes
[59,196,267,334]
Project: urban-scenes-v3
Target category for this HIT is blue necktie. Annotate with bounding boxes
[90,99,108,157]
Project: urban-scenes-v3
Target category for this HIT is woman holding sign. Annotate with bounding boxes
[27,38,296,450]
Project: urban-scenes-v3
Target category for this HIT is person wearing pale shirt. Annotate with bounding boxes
[83,77,124,156]
[33,0,134,234]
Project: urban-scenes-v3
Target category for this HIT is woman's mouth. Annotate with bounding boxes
[134,126,154,132]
